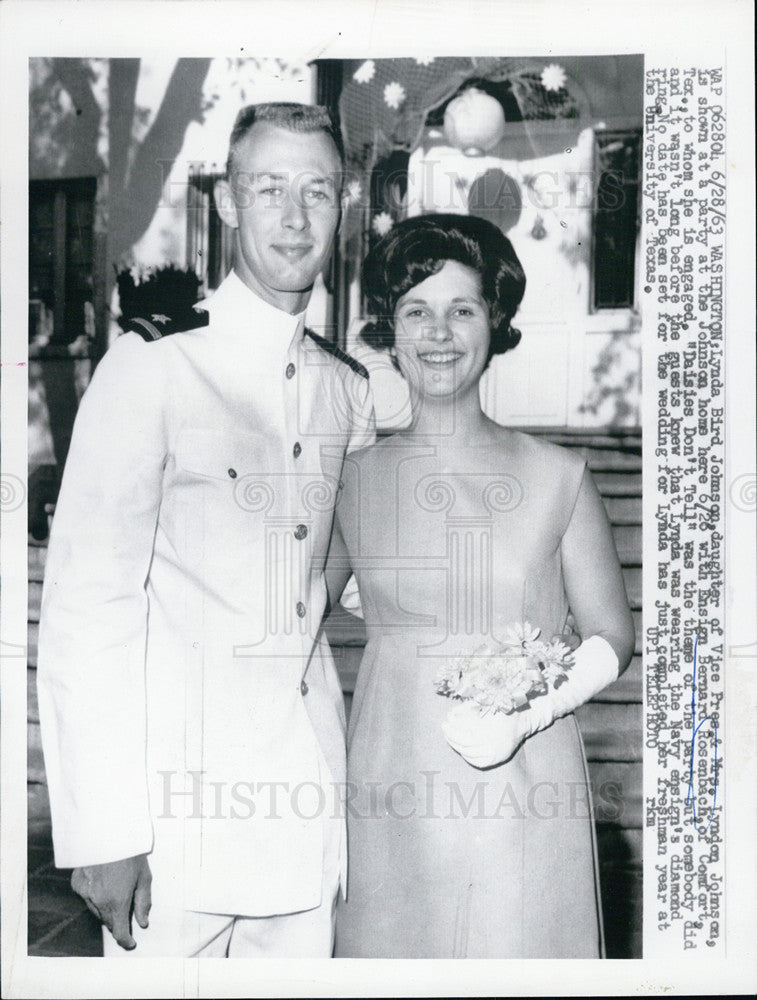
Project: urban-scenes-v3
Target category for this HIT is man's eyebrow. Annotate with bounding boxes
[254,172,337,185]
[301,175,338,187]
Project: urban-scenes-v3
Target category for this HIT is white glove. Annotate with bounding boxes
[442,635,619,769]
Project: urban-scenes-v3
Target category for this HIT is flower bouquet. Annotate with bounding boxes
[435,622,574,716]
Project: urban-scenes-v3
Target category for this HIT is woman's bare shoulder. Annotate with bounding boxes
[494,427,586,478]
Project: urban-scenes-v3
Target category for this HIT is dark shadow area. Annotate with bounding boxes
[28,805,103,957]
[596,822,643,958]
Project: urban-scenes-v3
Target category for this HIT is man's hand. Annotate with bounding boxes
[71,854,152,950]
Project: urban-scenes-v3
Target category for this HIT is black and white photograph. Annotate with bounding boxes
[1,1,755,997]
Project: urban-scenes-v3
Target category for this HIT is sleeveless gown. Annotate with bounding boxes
[334,431,604,958]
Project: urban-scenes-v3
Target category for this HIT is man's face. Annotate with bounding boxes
[216,123,342,313]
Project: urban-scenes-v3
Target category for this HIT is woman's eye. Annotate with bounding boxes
[304,189,329,203]
[260,187,283,197]
[454,307,474,317]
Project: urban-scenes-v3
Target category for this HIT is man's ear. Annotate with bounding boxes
[214,178,239,229]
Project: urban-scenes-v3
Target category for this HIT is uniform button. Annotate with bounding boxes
[285,362,296,379]
[293,441,302,459]
[228,468,237,479]
[296,601,306,618]
[300,679,309,696]
[294,524,308,541]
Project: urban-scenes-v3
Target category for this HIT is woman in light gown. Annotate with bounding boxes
[330,214,635,959]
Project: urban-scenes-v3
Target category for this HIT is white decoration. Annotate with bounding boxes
[414,57,435,66]
[443,88,506,155]
[372,211,394,236]
[345,179,363,205]
[383,81,406,110]
[541,64,567,92]
[353,60,376,84]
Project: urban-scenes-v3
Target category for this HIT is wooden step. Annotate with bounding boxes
[633,610,642,654]
[28,543,47,566]
[603,496,641,526]
[27,781,52,828]
[29,580,43,624]
[575,702,643,762]
[28,544,46,583]
[28,622,38,668]
[588,761,642,829]
[28,720,46,784]
[28,667,40,723]
[540,428,641,451]
[593,655,641,703]
[612,525,641,566]
[593,472,642,497]
[623,567,641,609]
[582,449,642,473]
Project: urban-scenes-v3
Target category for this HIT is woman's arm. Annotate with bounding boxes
[323,511,354,613]
[561,465,636,674]
[443,464,636,769]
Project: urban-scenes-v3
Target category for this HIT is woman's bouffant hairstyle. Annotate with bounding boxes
[361,213,526,364]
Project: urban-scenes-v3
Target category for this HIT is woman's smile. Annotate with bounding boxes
[416,349,464,365]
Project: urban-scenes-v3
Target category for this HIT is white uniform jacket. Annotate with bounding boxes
[37,271,375,916]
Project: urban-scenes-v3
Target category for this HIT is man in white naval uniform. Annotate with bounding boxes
[37,103,375,957]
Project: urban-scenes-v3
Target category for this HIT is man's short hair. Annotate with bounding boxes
[225,102,345,178]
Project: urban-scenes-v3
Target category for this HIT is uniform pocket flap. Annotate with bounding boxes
[175,429,262,481]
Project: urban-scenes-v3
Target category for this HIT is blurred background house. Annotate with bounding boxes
[27,55,643,957]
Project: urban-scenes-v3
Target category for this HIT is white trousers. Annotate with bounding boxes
[103,757,342,958]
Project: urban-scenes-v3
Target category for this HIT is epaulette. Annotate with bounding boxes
[125,308,209,342]
[305,328,369,379]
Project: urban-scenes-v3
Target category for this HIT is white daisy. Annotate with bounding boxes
[353,60,376,84]
[372,211,394,236]
[503,621,541,647]
[414,56,435,66]
[541,63,567,92]
[383,81,406,110]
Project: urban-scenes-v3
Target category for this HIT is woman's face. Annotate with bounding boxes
[393,260,491,400]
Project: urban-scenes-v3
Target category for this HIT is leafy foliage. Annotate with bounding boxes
[115,264,202,329]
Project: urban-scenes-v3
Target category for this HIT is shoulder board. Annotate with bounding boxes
[125,308,209,342]
[304,328,369,379]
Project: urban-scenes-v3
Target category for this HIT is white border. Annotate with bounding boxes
[2,1,755,996]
